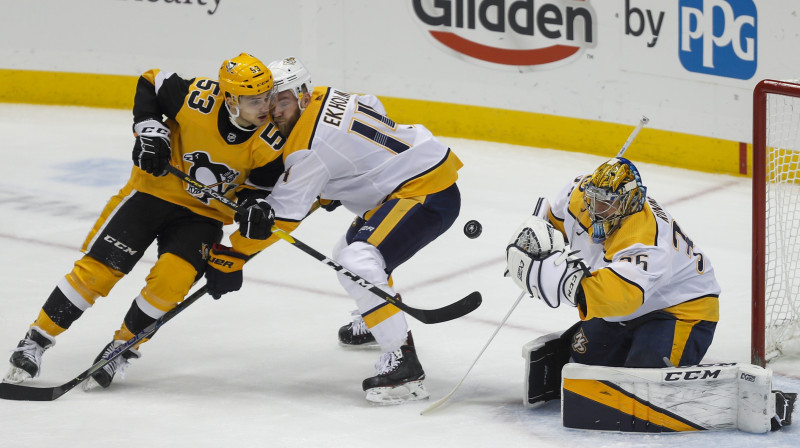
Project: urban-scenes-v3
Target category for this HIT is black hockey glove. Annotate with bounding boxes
[239,199,275,240]
[234,188,270,223]
[132,119,171,176]
[205,244,250,300]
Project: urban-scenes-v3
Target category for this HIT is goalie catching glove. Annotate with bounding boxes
[505,216,590,309]
[205,244,251,299]
[132,119,171,176]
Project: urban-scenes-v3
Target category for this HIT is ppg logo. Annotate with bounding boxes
[679,0,757,80]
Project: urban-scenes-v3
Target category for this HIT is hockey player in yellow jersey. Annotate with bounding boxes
[5,53,286,389]
[228,57,464,404]
[506,157,720,395]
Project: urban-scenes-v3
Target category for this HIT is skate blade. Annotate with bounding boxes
[365,380,429,405]
[338,341,381,350]
[3,365,33,384]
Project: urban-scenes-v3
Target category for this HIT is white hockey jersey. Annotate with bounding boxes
[265,87,462,220]
[548,174,720,323]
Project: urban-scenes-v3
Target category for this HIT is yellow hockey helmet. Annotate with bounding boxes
[218,53,273,97]
[583,157,647,243]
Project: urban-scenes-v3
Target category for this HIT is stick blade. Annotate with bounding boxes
[408,292,482,324]
[420,390,455,415]
[0,382,66,401]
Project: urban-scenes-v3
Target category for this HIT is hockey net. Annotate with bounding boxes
[752,79,800,366]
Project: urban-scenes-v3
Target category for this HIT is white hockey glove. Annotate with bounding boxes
[506,215,565,259]
[132,119,171,176]
[505,215,588,308]
[506,246,589,308]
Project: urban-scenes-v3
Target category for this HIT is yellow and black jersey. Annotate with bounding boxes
[126,69,286,225]
[548,174,720,323]
[266,86,462,221]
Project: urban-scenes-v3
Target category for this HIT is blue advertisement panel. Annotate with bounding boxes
[678,0,757,80]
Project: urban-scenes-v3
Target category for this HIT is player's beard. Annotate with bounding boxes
[277,108,302,136]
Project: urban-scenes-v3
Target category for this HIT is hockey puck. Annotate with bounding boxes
[463,220,482,239]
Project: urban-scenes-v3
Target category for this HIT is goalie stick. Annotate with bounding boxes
[0,285,208,401]
[422,199,550,414]
[420,291,525,415]
[167,165,482,325]
[616,115,649,158]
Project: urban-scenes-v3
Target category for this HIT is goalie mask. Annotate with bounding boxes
[219,53,275,124]
[583,157,647,243]
[268,57,313,111]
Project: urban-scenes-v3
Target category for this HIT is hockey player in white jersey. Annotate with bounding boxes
[505,157,795,432]
[231,57,464,404]
[507,157,720,368]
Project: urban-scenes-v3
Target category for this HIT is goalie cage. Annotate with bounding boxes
[752,79,800,366]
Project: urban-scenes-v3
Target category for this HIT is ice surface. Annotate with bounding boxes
[0,104,797,447]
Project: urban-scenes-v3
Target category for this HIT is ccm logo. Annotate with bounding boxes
[141,126,169,137]
[412,0,597,69]
[664,369,721,381]
[103,235,138,255]
[563,271,580,296]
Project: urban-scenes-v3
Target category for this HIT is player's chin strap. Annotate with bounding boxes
[223,95,257,132]
[166,165,482,325]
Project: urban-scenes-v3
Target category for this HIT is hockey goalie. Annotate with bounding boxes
[505,157,795,433]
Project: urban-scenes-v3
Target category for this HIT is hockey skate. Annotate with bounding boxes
[82,340,140,391]
[4,326,56,383]
[362,344,428,405]
[772,390,796,431]
[338,310,378,348]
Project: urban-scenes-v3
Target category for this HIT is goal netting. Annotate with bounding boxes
[752,79,800,366]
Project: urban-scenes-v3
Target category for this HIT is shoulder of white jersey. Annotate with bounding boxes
[280,86,332,160]
[645,196,672,225]
[309,85,332,103]
[602,200,659,260]
[355,93,386,115]
[554,173,589,219]
[284,148,314,168]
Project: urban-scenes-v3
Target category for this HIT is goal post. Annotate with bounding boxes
[752,79,800,367]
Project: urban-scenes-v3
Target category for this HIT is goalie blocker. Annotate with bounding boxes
[523,333,795,433]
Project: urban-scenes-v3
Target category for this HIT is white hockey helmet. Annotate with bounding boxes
[268,57,313,107]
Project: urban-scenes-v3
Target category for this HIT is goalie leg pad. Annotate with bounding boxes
[561,362,793,433]
[522,322,580,407]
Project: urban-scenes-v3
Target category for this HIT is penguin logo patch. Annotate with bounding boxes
[183,152,239,204]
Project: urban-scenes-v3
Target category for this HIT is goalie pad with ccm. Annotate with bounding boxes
[560,362,794,433]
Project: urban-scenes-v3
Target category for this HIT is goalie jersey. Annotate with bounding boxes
[548,174,720,323]
[265,86,462,220]
[127,69,286,225]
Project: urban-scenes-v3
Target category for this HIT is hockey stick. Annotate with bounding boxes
[420,291,526,415]
[615,115,649,158]
[167,165,482,325]
[0,285,208,401]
